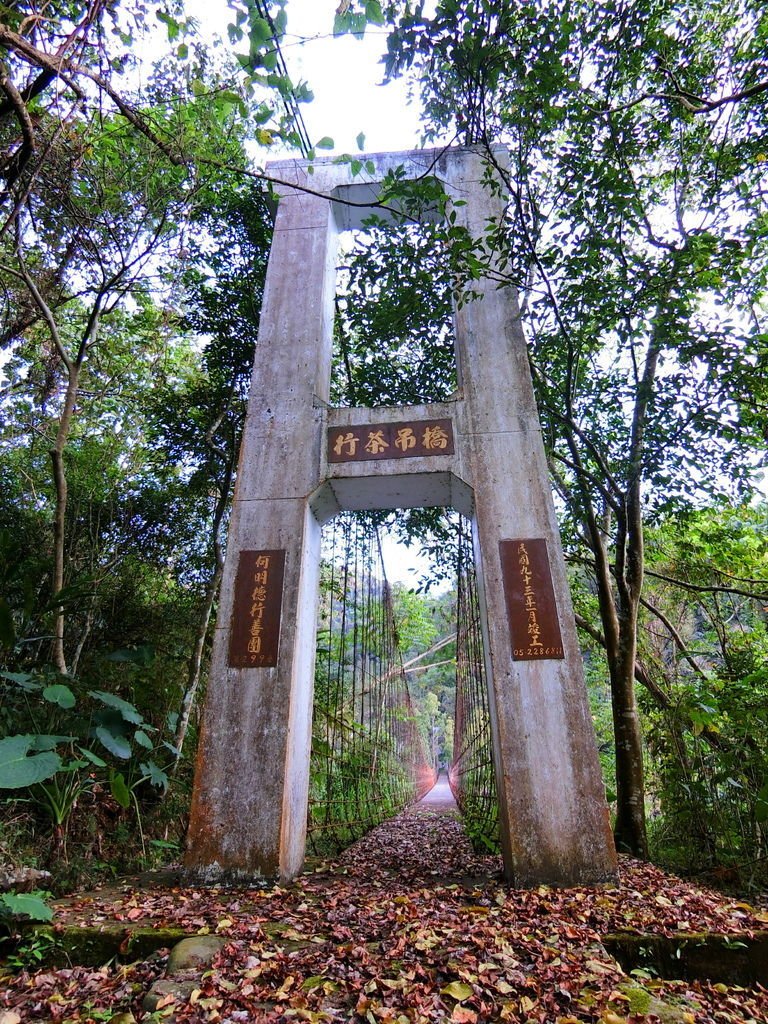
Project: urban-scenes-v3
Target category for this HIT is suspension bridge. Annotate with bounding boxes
[305,511,497,858]
[185,146,618,888]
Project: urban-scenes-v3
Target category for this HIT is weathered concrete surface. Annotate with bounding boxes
[443,148,617,886]
[184,185,335,881]
[605,930,768,986]
[13,924,188,967]
[185,146,617,887]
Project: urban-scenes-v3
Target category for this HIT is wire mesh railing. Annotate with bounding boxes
[308,513,436,854]
[449,520,500,852]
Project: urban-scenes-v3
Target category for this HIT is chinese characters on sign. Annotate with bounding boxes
[228,549,286,668]
[499,539,564,661]
[328,418,455,463]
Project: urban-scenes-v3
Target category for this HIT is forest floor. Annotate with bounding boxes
[2,784,768,1024]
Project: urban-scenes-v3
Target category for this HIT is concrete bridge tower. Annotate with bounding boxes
[185,146,618,888]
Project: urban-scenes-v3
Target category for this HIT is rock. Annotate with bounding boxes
[0,1011,23,1024]
[0,867,52,893]
[107,1014,137,1024]
[166,934,226,976]
[618,982,697,1024]
[142,978,198,1012]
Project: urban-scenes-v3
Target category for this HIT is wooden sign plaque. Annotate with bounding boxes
[228,549,286,668]
[499,538,564,661]
[328,418,454,463]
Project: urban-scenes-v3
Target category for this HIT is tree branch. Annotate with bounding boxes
[644,567,768,602]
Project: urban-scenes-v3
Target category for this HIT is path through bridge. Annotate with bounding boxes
[333,771,505,887]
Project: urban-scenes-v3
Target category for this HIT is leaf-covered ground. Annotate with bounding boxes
[2,793,768,1024]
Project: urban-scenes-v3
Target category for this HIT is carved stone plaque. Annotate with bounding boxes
[228,549,286,668]
[328,418,454,463]
[499,539,564,661]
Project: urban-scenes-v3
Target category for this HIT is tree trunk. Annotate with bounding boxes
[174,441,237,760]
[16,252,104,676]
[49,363,81,675]
[609,614,648,856]
[173,553,224,760]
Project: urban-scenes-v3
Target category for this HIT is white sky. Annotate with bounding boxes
[184,0,425,154]
[279,2,449,589]
[282,0,424,154]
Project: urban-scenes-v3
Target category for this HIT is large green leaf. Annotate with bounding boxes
[0,735,62,789]
[31,734,73,751]
[110,771,131,808]
[89,690,143,724]
[77,746,107,768]
[95,725,132,760]
[43,683,76,709]
[140,759,169,790]
[0,892,53,922]
[0,671,41,692]
[133,729,154,750]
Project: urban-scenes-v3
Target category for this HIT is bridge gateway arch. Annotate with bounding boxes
[184,146,618,887]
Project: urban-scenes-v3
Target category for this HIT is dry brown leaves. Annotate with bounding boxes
[2,803,767,1023]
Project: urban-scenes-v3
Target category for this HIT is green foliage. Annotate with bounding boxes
[334,218,459,409]
[309,521,436,853]
[461,794,500,855]
[639,506,768,879]
[0,891,53,923]
[378,0,768,858]
[0,665,173,875]
[0,736,62,790]
[0,929,60,971]
[392,585,439,654]
[334,0,385,39]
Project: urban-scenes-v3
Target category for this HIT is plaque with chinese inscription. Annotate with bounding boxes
[228,549,286,668]
[328,418,455,463]
[499,539,564,661]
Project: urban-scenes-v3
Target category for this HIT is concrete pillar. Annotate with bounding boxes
[444,150,617,885]
[184,187,336,880]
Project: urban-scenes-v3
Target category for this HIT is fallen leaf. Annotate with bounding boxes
[442,981,474,1002]
[452,1007,478,1022]
[585,959,616,975]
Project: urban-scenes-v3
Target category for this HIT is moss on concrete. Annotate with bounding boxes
[604,930,768,986]
[12,923,189,968]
